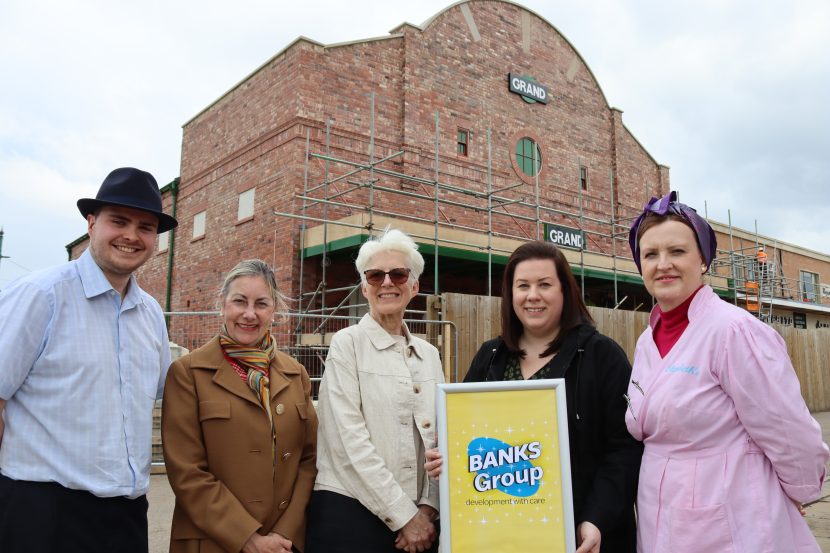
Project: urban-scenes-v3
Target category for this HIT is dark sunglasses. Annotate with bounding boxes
[363,267,411,286]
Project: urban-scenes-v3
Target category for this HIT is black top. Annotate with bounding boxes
[465,323,643,552]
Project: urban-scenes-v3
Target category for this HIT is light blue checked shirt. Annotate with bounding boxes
[0,249,170,499]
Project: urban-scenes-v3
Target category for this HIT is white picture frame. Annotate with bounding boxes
[436,379,575,552]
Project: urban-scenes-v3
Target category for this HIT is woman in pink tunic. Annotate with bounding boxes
[625,191,828,552]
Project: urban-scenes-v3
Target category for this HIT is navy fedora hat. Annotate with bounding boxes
[77,167,178,233]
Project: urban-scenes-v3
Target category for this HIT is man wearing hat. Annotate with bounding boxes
[0,167,178,553]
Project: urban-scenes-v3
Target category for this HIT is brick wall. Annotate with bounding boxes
[134,0,670,318]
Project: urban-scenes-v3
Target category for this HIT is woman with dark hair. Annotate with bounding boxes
[462,240,642,553]
[626,192,828,552]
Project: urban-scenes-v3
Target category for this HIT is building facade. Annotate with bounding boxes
[69,0,830,340]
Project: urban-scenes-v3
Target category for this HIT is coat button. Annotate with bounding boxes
[422,421,431,429]
[282,452,292,461]
[384,517,393,524]
[279,500,289,509]
[413,384,421,394]
[275,403,285,415]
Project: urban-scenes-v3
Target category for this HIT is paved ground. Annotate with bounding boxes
[806,410,830,551]
[148,468,175,553]
[148,412,830,552]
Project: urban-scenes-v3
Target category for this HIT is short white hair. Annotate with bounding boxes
[355,227,424,282]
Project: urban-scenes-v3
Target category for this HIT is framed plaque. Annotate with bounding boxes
[436,379,575,552]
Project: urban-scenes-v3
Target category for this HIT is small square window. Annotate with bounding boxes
[238,188,255,220]
[580,166,588,190]
[158,231,169,252]
[457,128,469,157]
[193,211,206,239]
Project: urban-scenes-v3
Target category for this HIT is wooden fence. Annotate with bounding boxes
[432,292,830,412]
[775,325,830,412]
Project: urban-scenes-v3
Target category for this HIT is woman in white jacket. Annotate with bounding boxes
[306,228,444,553]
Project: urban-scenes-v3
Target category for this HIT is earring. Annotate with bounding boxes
[701,265,707,273]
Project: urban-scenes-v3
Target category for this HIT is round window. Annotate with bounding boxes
[515,138,542,177]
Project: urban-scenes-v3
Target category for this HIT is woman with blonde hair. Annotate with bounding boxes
[163,259,317,553]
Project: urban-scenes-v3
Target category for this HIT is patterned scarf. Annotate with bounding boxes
[219,327,276,460]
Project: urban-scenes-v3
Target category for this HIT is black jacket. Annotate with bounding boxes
[464,324,642,552]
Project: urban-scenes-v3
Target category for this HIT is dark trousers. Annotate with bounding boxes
[0,473,149,553]
[306,490,439,553]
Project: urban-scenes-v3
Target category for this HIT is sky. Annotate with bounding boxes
[1,0,828,287]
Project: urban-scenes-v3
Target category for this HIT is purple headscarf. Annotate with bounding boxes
[628,191,717,274]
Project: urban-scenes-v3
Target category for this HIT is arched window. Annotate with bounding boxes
[515,138,542,177]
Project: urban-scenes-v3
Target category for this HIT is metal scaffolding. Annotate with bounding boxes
[273,92,655,328]
[710,211,817,322]
[274,92,826,329]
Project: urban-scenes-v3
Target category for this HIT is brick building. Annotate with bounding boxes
[69,0,830,338]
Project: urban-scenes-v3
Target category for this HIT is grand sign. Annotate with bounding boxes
[508,73,549,104]
[544,223,584,251]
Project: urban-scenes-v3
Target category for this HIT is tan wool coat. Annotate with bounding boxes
[162,336,317,553]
